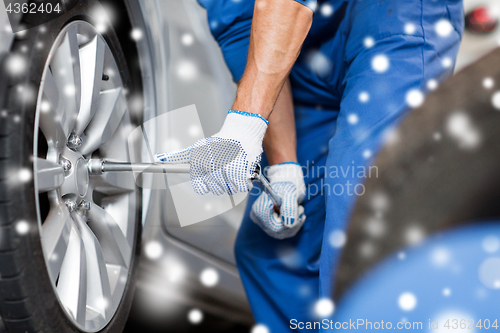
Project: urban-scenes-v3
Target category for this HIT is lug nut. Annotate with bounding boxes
[78,201,91,211]
[64,199,77,213]
[67,135,82,150]
[59,159,72,172]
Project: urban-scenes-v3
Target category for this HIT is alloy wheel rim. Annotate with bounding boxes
[33,21,138,332]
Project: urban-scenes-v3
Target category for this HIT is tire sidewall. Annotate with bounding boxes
[0,1,142,332]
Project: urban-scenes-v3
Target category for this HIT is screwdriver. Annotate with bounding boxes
[87,159,282,212]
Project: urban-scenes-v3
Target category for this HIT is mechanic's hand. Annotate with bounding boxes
[154,110,268,195]
[250,163,306,239]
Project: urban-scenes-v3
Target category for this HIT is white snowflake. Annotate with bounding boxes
[64,85,76,97]
[383,127,400,146]
[308,51,332,77]
[6,54,26,76]
[404,23,417,34]
[431,247,451,267]
[435,19,454,37]
[442,57,453,68]
[492,91,500,109]
[371,54,389,73]
[363,36,375,48]
[371,192,390,212]
[96,23,107,33]
[329,230,346,248]
[360,241,376,258]
[483,236,500,253]
[446,112,481,149]
[188,124,201,137]
[144,241,163,260]
[433,310,473,333]
[200,268,219,287]
[130,28,143,41]
[15,29,27,38]
[188,309,203,325]
[18,168,31,182]
[315,298,335,317]
[306,1,317,11]
[347,113,359,124]
[358,91,370,103]
[251,324,270,333]
[483,77,494,89]
[365,217,386,238]
[406,89,425,108]
[320,3,334,17]
[398,292,417,311]
[181,33,194,46]
[427,79,438,91]
[177,61,198,81]
[405,225,425,245]
[16,220,29,235]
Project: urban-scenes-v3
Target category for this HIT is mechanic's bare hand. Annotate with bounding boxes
[154,110,268,195]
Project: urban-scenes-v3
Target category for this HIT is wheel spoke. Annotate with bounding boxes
[74,35,106,136]
[87,205,131,268]
[50,26,81,137]
[56,223,87,326]
[36,21,138,330]
[79,87,127,155]
[36,158,64,193]
[73,214,112,319]
[39,70,68,153]
[41,203,72,282]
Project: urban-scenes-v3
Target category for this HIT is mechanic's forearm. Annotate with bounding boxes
[263,79,297,165]
[232,0,312,119]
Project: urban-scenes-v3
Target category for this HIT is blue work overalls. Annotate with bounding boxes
[195,0,464,331]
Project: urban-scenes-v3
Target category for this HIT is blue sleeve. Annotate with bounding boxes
[293,0,317,11]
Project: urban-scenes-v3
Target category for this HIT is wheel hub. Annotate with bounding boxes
[59,147,90,201]
[75,158,89,197]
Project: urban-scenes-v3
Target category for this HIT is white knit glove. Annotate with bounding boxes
[154,110,268,195]
[250,163,306,239]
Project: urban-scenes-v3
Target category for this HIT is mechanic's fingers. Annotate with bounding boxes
[250,197,284,232]
[214,168,238,195]
[223,163,250,194]
[279,184,300,228]
[297,205,306,224]
[192,177,209,195]
[205,176,225,196]
[154,147,191,164]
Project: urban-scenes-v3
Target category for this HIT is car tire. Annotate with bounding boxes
[0,1,145,332]
[334,47,500,299]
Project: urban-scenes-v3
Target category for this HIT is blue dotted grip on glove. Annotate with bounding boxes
[250,182,306,240]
